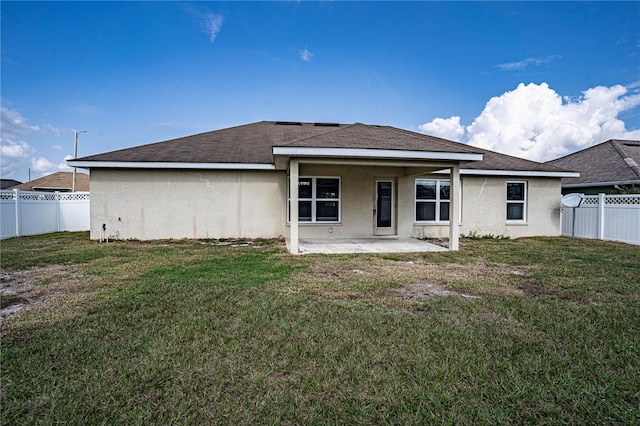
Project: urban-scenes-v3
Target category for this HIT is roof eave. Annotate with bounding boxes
[563,179,640,188]
[66,161,276,170]
[435,169,580,178]
[272,147,483,162]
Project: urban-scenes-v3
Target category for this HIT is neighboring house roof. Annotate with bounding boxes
[1,179,22,189]
[9,171,90,192]
[69,121,576,177]
[547,139,640,187]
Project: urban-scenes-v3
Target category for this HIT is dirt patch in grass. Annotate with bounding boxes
[1,266,66,319]
[517,280,590,304]
[393,280,479,301]
[280,255,531,308]
[0,265,97,324]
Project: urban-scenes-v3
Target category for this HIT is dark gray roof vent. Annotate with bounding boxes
[314,122,340,127]
[275,121,302,126]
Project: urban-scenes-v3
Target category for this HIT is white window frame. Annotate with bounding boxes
[506,181,527,223]
[288,176,341,224]
[415,179,450,223]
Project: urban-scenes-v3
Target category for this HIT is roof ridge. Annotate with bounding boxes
[277,122,361,146]
[384,126,570,168]
[395,127,583,172]
[381,126,480,152]
[547,139,640,163]
[611,140,640,178]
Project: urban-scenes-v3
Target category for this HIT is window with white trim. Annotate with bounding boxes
[506,181,526,221]
[288,177,341,223]
[415,179,450,222]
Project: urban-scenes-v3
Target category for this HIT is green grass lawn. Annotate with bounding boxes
[1,232,639,425]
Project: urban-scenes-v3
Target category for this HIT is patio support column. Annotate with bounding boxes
[449,164,460,251]
[289,158,299,254]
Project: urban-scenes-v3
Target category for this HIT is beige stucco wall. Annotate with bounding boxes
[296,165,562,239]
[89,167,562,241]
[410,175,562,239]
[89,169,287,240]
[296,164,405,239]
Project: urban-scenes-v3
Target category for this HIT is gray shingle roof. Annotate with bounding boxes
[1,179,22,189]
[74,121,571,174]
[547,139,640,185]
[383,126,564,172]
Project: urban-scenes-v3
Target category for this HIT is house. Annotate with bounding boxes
[68,121,577,253]
[9,171,90,192]
[1,179,22,190]
[547,139,640,195]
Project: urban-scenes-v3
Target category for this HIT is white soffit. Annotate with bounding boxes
[272,147,483,162]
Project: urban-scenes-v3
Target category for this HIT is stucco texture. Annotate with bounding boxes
[89,168,561,241]
[411,176,562,239]
[89,169,286,240]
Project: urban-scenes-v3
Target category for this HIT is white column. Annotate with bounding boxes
[449,165,460,251]
[289,159,299,254]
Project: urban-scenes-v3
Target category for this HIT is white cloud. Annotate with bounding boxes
[496,55,561,71]
[1,106,40,140]
[31,156,58,174]
[43,124,64,136]
[627,80,640,90]
[1,140,35,159]
[1,106,67,180]
[418,82,640,162]
[58,155,73,171]
[300,47,314,62]
[52,144,64,151]
[418,116,464,141]
[202,10,223,43]
[182,4,223,43]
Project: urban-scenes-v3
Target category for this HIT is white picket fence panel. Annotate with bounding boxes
[0,190,90,239]
[561,193,640,245]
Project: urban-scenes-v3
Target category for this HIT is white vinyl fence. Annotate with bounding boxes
[561,193,640,245]
[0,190,90,239]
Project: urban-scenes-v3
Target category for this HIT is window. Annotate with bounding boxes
[288,177,340,223]
[506,181,526,221]
[415,179,450,222]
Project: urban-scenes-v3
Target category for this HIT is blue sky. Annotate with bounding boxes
[2,1,639,182]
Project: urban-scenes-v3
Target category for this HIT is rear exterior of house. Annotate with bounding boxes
[547,139,640,194]
[69,121,577,252]
[87,168,561,240]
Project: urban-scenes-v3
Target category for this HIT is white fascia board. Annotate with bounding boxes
[66,161,276,170]
[563,179,640,188]
[460,169,580,178]
[33,187,70,190]
[272,147,483,162]
[434,168,580,178]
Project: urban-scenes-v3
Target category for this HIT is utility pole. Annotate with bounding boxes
[72,130,86,192]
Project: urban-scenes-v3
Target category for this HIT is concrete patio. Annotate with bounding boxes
[289,238,448,254]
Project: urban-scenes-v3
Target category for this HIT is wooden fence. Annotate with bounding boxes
[0,190,90,239]
[561,193,640,245]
